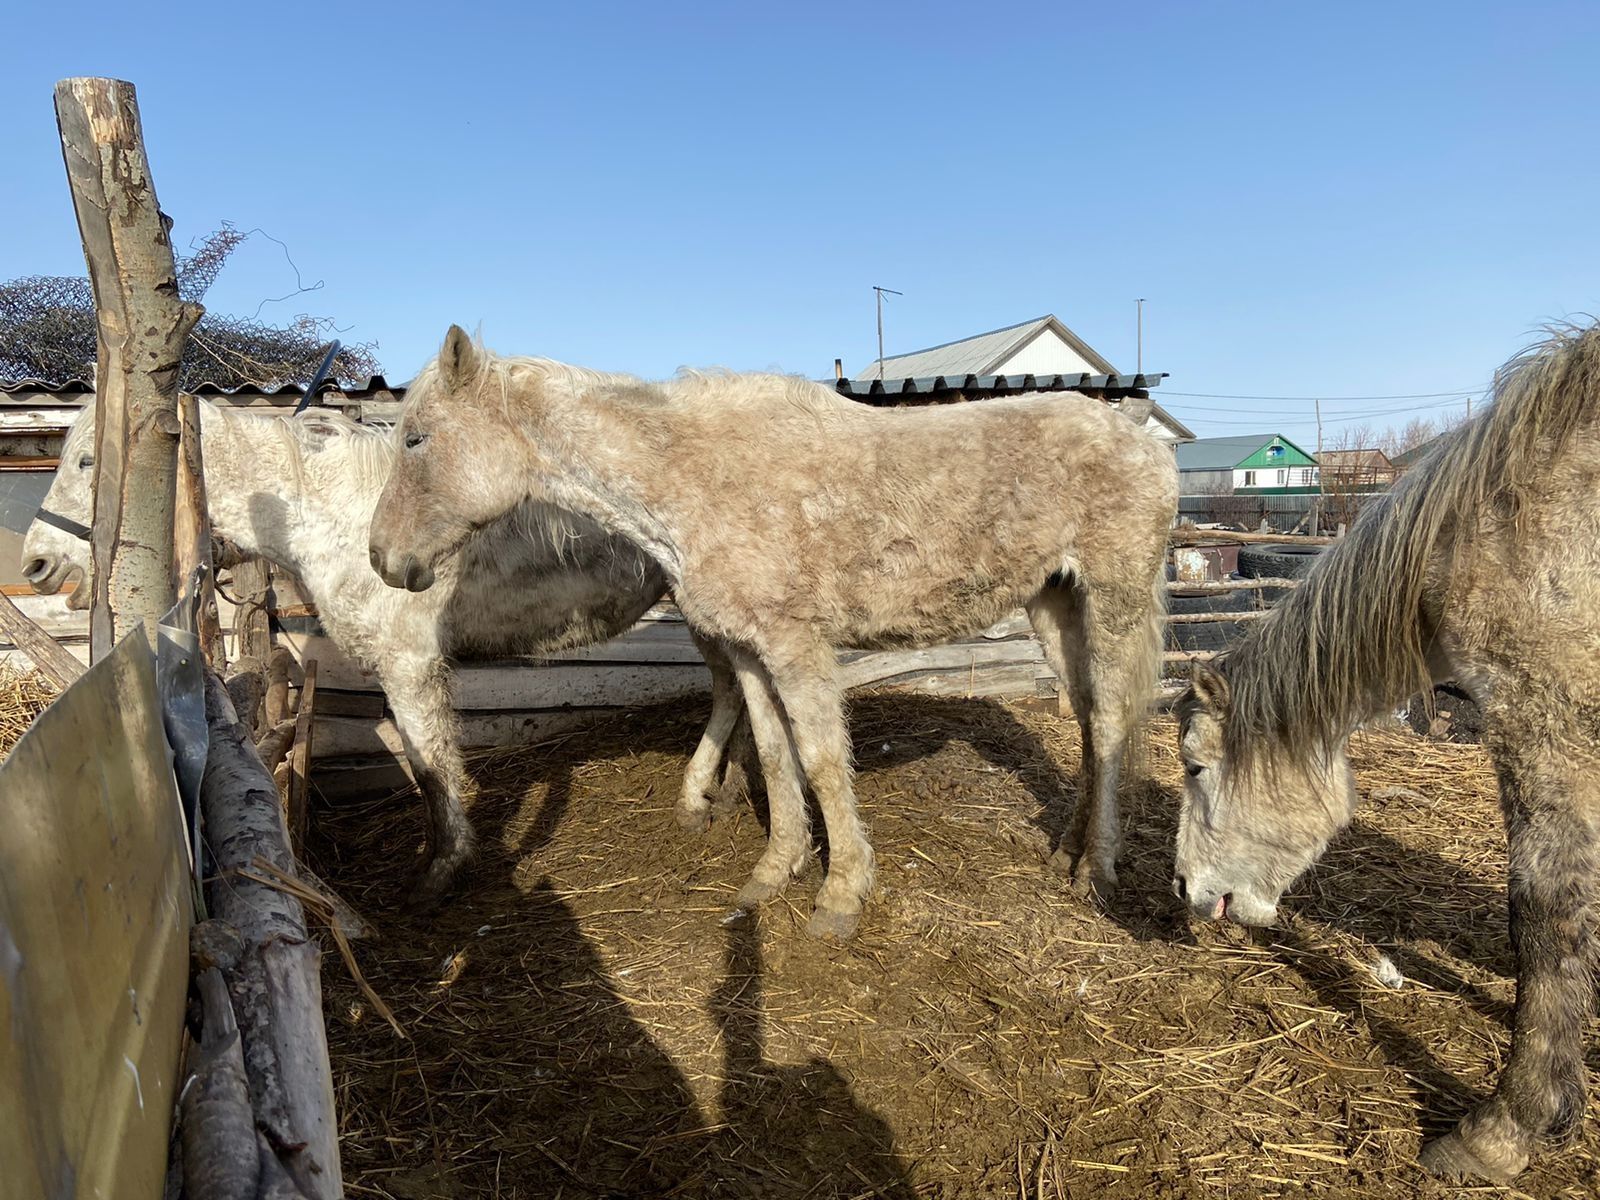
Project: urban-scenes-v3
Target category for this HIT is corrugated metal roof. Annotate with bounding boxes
[835,371,1165,399]
[854,317,1049,380]
[853,314,1118,381]
[1175,434,1293,472]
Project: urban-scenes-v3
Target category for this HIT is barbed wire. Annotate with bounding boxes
[0,222,381,389]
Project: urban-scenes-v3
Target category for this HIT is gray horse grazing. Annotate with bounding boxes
[367,327,1177,939]
[23,399,752,905]
[1173,325,1600,1182]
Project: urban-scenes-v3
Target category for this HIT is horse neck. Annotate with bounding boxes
[526,389,684,572]
[200,408,375,579]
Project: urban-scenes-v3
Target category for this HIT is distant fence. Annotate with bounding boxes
[1178,492,1385,531]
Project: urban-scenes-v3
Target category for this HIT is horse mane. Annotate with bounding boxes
[1219,322,1600,761]
[406,336,851,426]
[207,401,398,491]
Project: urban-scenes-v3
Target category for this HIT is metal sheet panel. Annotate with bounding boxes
[0,626,193,1200]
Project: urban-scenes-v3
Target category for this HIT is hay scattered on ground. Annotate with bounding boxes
[0,663,57,759]
[314,694,1600,1200]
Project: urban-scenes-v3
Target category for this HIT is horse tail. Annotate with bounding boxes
[1123,528,1170,773]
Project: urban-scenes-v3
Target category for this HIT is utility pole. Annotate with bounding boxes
[874,285,902,379]
[1136,298,1146,374]
[1314,397,1324,536]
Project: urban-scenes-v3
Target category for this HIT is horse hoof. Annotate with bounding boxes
[1047,846,1077,875]
[1069,863,1117,905]
[807,906,862,941]
[734,877,787,909]
[675,802,713,834]
[1419,1129,1526,1184]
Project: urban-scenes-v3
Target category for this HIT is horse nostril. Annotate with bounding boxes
[369,546,384,575]
[1174,875,1188,901]
[22,557,49,582]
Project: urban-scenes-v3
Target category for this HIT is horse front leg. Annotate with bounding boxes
[1421,750,1600,1182]
[383,658,477,910]
[676,631,747,832]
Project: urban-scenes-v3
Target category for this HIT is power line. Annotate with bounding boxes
[1158,394,1482,420]
[1159,387,1485,402]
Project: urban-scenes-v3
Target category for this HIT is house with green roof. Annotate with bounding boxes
[1175,433,1320,495]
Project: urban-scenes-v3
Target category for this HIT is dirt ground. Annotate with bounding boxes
[313,693,1600,1200]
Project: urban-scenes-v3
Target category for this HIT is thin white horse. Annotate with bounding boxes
[23,399,751,904]
[369,328,1178,937]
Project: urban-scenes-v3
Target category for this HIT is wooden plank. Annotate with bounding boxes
[0,628,191,1200]
[0,590,85,688]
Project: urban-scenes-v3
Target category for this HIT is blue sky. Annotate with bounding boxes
[3,2,1596,442]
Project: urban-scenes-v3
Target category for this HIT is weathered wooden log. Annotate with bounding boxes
[1165,577,1299,595]
[285,659,318,849]
[54,78,203,658]
[263,646,296,729]
[200,672,341,1199]
[181,966,259,1200]
[226,658,268,736]
[1170,529,1334,546]
[0,590,85,688]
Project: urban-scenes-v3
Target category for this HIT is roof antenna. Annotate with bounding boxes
[292,340,342,415]
[873,286,902,380]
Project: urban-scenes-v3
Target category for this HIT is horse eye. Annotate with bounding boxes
[404,430,428,450]
[1184,762,1205,778]
[78,455,94,469]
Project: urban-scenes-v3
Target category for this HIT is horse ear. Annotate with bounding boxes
[1189,661,1231,712]
[441,324,478,388]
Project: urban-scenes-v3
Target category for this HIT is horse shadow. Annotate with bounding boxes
[708,910,917,1197]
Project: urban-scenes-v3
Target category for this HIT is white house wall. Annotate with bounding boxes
[992,328,1100,377]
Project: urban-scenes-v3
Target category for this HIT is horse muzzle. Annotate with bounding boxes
[369,545,436,593]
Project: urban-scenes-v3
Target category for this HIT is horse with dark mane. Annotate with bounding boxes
[1173,324,1600,1181]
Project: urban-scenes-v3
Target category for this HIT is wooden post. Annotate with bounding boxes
[54,78,203,659]
[285,659,318,849]
[175,392,223,665]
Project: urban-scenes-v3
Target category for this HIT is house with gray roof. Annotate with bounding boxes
[849,314,1193,444]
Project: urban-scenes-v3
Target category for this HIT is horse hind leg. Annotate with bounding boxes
[677,632,748,832]
[384,660,477,909]
[1028,568,1162,903]
[1420,743,1600,1183]
[760,642,874,940]
[727,647,812,909]
[1027,584,1111,897]
[714,709,759,816]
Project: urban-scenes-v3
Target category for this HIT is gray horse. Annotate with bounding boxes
[1174,325,1600,1182]
[367,327,1177,938]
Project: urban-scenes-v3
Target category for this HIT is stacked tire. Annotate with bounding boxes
[1237,542,1327,604]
